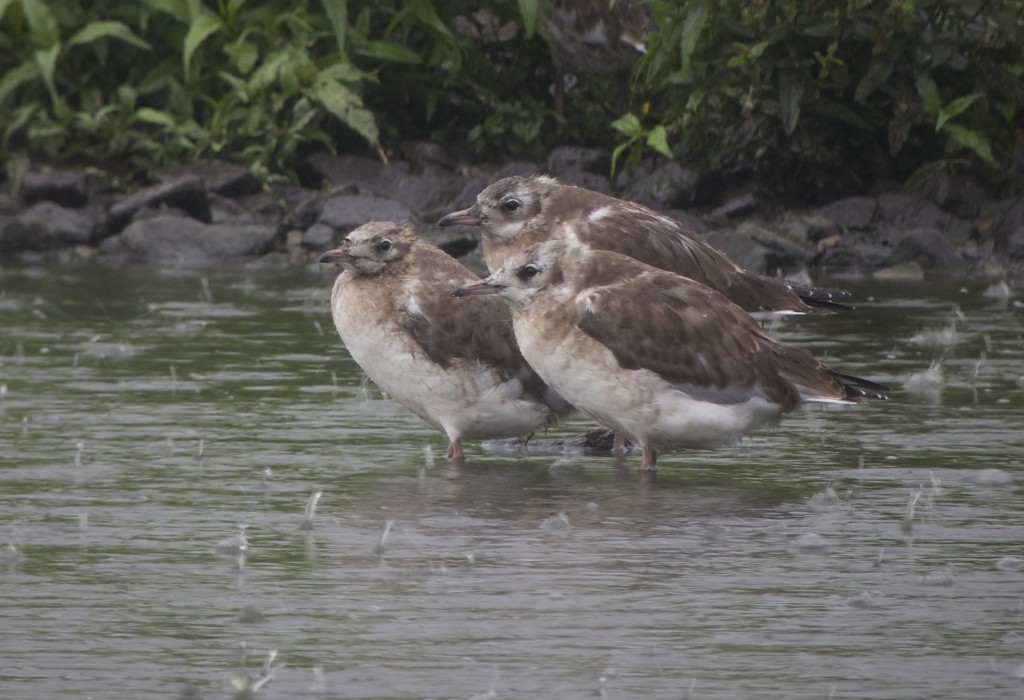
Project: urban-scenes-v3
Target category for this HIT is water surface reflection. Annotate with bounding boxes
[1,264,1022,699]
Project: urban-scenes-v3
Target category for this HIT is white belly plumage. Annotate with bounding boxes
[331,292,551,443]
[514,316,783,450]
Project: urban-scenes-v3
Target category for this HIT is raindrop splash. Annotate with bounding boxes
[375,519,394,555]
[300,489,323,531]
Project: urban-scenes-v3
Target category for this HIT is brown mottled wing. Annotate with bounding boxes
[396,246,561,409]
[576,272,804,408]
[568,204,819,315]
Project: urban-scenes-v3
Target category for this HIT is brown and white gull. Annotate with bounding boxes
[439,174,848,320]
[319,221,571,461]
[452,240,886,470]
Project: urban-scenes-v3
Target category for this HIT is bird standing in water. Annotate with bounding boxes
[453,240,887,471]
[319,221,571,462]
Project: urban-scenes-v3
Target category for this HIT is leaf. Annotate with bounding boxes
[227,0,249,21]
[854,59,893,103]
[319,62,373,84]
[68,21,153,51]
[33,44,61,111]
[139,0,190,23]
[313,78,380,148]
[611,113,643,137]
[0,61,40,107]
[183,10,222,82]
[357,40,422,64]
[778,70,804,136]
[676,0,708,84]
[936,93,982,133]
[518,0,538,39]
[914,71,940,118]
[805,98,875,131]
[748,40,770,60]
[0,0,17,22]
[645,125,673,158]
[21,0,61,49]
[943,123,996,167]
[2,104,41,148]
[134,107,177,128]
[224,34,259,74]
[319,0,347,54]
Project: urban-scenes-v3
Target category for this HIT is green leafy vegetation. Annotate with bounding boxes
[1,0,1020,198]
[630,0,1024,198]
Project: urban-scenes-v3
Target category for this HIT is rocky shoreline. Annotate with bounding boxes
[2,148,1023,284]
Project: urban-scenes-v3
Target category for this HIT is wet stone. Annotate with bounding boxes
[887,227,966,270]
[814,196,878,230]
[302,194,414,250]
[115,214,277,264]
[107,175,211,232]
[22,170,90,207]
[0,201,99,251]
[157,160,261,198]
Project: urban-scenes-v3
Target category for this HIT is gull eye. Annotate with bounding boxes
[376,239,392,252]
[502,198,521,212]
[518,263,541,280]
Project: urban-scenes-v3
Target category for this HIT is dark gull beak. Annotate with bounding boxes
[318,248,350,264]
[437,208,483,228]
[451,280,503,297]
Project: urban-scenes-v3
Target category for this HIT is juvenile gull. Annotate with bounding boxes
[439,174,848,319]
[319,222,571,461]
[452,240,887,471]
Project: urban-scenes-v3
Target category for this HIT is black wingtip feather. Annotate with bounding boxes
[831,371,890,401]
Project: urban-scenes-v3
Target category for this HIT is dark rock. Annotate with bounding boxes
[156,161,261,198]
[876,192,973,244]
[400,141,452,168]
[448,171,497,211]
[814,196,878,230]
[546,146,608,176]
[107,175,211,232]
[665,208,709,234]
[777,214,840,245]
[555,168,613,195]
[492,161,543,181]
[301,223,337,250]
[302,153,408,193]
[1005,227,1024,259]
[887,227,965,270]
[390,163,457,214]
[300,153,455,214]
[612,156,658,191]
[284,185,359,232]
[111,214,277,264]
[22,170,89,207]
[908,170,989,219]
[701,227,768,273]
[0,202,100,251]
[0,191,20,217]
[711,192,756,219]
[984,196,1024,253]
[230,190,294,226]
[420,225,481,261]
[208,193,256,224]
[621,161,700,210]
[735,221,817,268]
[302,194,414,250]
[818,230,895,272]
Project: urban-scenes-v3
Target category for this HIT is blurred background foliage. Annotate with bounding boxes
[0,0,1021,200]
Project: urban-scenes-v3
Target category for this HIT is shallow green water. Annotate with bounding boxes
[1,262,1022,699]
